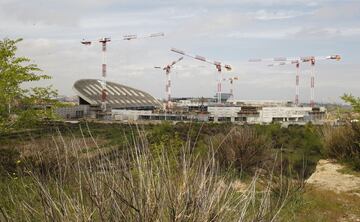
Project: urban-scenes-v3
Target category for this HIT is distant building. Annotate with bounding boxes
[207,105,326,124]
[55,105,90,119]
[73,79,162,110]
[56,79,161,119]
[215,92,232,103]
[227,99,294,107]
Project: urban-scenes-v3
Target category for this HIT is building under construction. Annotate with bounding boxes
[56,79,326,124]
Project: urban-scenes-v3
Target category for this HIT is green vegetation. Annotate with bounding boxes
[255,124,323,178]
[0,122,325,178]
[0,148,20,177]
[0,38,59,133]
[322,123,360,170]
[320,94,360,171]
[342,93,360,115]
[281,188,360,221]
[0,122,317,220]
[1,121,360,221]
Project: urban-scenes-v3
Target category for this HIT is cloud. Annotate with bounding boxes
[290,27,360,39]
[313,2,360,20]
[0,1,80,26]
[226,26,360,40]
[226,28,299,39]
[253,9,309,20]
[290,27,341,39]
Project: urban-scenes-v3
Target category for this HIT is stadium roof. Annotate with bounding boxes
[73,79,162,109]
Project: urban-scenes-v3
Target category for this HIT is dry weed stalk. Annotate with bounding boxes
[1,125,296,221]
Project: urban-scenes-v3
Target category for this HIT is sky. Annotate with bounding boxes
[1,0,359,103]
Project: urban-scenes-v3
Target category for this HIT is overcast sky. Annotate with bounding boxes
[1,0,359,103]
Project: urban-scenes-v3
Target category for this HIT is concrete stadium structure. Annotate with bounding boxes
[73,79,162,109]
[56,79,162,119]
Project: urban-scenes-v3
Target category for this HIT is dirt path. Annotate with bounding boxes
[306,159,360,195]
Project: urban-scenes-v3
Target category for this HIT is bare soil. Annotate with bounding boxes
[306,159,360,195]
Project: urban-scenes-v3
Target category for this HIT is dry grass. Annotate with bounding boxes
[0,126,296,221]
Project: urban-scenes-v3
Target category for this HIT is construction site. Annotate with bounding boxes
[55,34,341,125]
[3,1,360,220]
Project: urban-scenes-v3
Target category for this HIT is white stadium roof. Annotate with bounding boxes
[73,79,162,109]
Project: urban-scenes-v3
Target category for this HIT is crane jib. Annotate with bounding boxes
[195,55,206,62]
[171,48,185,55]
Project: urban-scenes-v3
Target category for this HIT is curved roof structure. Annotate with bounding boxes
[73,79,161,109]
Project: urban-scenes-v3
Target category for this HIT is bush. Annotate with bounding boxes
[322,123,360,170]
[255,123,323,178]
[214,127,273,173]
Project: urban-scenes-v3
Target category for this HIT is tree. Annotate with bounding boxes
[342,94,360,114]
[0,38,59,132]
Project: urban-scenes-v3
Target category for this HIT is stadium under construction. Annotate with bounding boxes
[56,79,327,125]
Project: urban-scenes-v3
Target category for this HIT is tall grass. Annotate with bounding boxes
[0,125,297,221]
[322,122,360,170]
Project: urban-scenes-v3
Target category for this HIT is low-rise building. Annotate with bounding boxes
[55,105,90,119]
[207,105,326,124]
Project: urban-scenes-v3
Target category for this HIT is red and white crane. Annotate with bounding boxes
[297,55,340,107]
[223,76,239,99]
[250,55,341,107]
[171,48,232,104]
[154,57,184,111]
[81,32,164,112]
[268,60,301,106]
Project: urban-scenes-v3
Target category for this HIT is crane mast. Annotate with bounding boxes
[155,57,183,111]
[223,77,239,99]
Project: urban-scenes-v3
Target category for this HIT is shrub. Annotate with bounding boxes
[213,127,273,174]
[322,123,360,170]
[255,123,323,178]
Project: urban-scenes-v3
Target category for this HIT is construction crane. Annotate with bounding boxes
[81,32,164,112]
[223,76,239,99]
[154,57,184,111]
[250,55,341,107]
[298,55,340,107]
[268,60,301,106]
[171,48,232,104]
